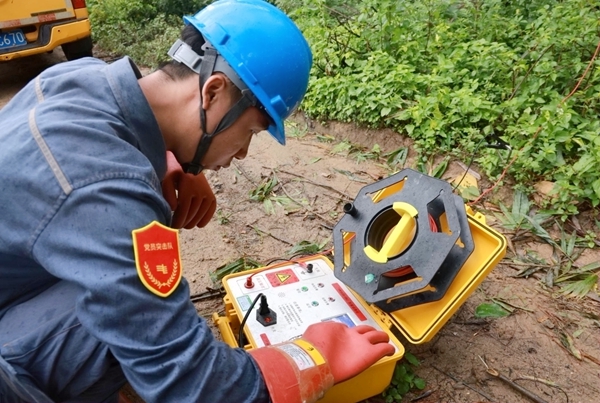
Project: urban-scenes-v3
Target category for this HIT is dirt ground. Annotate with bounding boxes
[178,119,600,403]
[1,50,599,403]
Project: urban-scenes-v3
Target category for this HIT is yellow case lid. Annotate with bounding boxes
[385,214,507,344]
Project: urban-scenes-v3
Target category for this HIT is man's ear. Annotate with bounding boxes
[201,74,228,110]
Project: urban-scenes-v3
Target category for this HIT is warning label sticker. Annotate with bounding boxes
[266,269,299,287]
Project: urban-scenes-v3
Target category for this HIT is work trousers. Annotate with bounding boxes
[0,281,126,402]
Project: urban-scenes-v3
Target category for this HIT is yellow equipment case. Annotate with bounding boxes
[213,169,507,402]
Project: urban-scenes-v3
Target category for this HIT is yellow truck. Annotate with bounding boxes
[0,0,92,62]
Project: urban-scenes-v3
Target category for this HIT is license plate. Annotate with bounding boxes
[0,29,27,50]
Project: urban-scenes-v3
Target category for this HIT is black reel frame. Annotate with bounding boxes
[332,169,475,312]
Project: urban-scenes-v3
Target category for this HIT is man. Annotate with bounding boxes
[0,1,394,402]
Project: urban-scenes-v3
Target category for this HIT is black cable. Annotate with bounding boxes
[265,250,330,267]
[452,133,512,193]
[452,136,487,192]
[238,293,263,348]
[264,257,289,266]
[189,286,224,302]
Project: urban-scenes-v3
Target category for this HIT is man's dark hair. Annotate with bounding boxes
[159,25,206,80]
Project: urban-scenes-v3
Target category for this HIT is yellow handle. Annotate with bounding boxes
[364,202,418,263]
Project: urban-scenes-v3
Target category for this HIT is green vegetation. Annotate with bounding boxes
[382,352,426,403]
[475,302,511,318]
[288,0,600,217]
[498,191,599,298]
[287,239,329,256]
[87,0,600,218]
[210,256,262,282]
[87,0,206,66]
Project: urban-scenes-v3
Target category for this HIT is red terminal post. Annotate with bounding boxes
[244,276,255,289]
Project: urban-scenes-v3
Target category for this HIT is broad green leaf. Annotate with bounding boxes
[512,190,530,217]
[404,352,420,366]
[432,157,449,178]
[414,377,426,390]
[398,382,410,395]
[573,154,595,174]
[459,185,480,201]
[474,303,510,318]
[593,179,600,200]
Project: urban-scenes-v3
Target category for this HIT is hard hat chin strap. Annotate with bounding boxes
[167,39,259,175]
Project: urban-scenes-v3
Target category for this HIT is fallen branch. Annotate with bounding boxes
[232,161,258,186]
[276,168,354,200]
[431,364,494,402]
[582,352,600,367]
[247,225,294,246]
[513,376,569,403]
[279,183,337,227]
[479,356,550,403]
[486,368,549,403]
[410,390,434,402]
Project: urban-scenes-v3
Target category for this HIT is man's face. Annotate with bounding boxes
[200,106,270,171]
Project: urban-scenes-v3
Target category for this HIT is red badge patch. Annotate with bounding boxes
[132,221,182,297]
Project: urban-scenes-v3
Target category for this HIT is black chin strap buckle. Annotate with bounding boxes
[183,162,203,175]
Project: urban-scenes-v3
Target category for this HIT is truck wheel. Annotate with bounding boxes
[62,36,93,61]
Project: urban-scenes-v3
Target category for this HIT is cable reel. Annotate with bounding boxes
[333,169,475,312]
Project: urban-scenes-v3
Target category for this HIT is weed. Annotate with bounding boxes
[383,147,408,170]
[560,272,599,299]
[248,173,308,215]
[457,185,480,202]
[501,192,599,298]
[216,209,232,225]
[249,174,278,203]
[495,190,533,231]
[382,352,426,403]
[287,239,329,256]
[316,134,335,143]
[248,173,280,214]
[330,140,382,164]
[210,257,262,283]
[355,144,382,163]
[416,156,450,178]
[297,0,600,216]
[330,140,352,156]
[266,195,304,215]
[285,121,309,138]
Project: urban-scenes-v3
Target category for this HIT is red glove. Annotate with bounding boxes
[162,151,217,229]
[250,322,395,403]
[302,322,395,383]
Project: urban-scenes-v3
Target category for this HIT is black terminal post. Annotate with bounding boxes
[343,202,358,216]
[256,295,277,327]
[306,263,313,274]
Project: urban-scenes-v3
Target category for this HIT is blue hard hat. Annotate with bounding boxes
[183,0,312,144]
[183,0,313,145]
